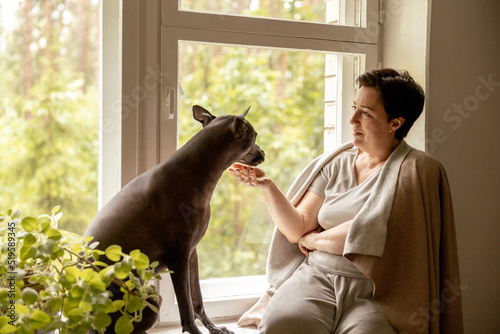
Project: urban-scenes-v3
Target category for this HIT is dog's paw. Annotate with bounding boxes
[208,326,234,334]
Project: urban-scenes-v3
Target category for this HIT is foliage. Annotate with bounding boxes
[0,73,98,236]
[0,0,99,236]
[1,1,327,280]
[0,207,163,334]
[182,0,326,22]
[178,44,325,278]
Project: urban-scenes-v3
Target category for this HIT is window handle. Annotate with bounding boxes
[165,86,175,119]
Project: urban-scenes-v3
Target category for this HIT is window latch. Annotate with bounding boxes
[165,86,175,119]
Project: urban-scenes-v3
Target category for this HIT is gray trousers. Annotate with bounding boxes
[259,252,397,334]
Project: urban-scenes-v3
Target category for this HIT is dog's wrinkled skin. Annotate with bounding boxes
[84,105,265,334]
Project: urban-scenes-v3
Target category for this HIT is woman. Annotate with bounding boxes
[229,69,463,334]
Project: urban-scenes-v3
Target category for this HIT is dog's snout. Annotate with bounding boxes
[253,155,265,166]
[250,145,265,166]
[257,147,265,163]
[238,143,265,166]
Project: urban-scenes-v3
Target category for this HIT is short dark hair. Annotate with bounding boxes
[356,68,425,140]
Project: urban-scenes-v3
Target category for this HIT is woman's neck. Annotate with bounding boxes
[356,139,401,167]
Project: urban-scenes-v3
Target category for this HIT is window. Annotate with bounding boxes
[0,0,100,236]
[102,0,378,326]
[180,0,364,26]
[176,43,365,280]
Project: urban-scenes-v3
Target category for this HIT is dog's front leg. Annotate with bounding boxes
[190,249,234,334]
[170,253,203,334]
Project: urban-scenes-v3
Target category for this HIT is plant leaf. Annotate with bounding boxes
[41,238,56,255]
[70,242,83,254]
[89,241,100,249]
[145,300,159,314]
[113,261,131,280]
[93,311,112,329]
[105,245,122,262]
[48,296,63,314]
[94,260,109,268]
[79,301,93,313]
[112,300,125,312]
[30,310,52,329]
[20,244,36,260]
[80,268,94,282]
[47,228,62,240]
[22,287,39,305]
[51,206,61,215]
[0,288,8,301]
[89,277,106,292]
[125,294,143,313]
[67,307,83,317]
[11,209,22,219]
[43,318,65,332]
[130,249,150,270]
[54,212,63,222]
[0,316,16,334]
[16,304,29,314]
[70,285,85,299]
[115,315,134,334]
[40,221,51,233]
[83,236,94,245]
[21,217,39,232]
[64,266,81,283]
[23,233,37,245]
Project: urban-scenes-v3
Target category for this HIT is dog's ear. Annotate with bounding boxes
[238,106,250,120]
[193,105,216,127]
[232,107,251,138]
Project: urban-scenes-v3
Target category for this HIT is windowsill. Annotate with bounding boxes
[158,274,268,324]
[148,319,259,333]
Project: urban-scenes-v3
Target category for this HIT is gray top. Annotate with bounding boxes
[266,141,412,288]
[308,146,381,229]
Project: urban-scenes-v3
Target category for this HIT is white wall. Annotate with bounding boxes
[426,1,500,332]
[383,1,500,332]
[379,0,428,150]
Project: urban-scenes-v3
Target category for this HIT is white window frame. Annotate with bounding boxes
[100,0,379,327]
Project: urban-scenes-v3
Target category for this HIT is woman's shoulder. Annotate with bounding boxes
[403,148,447,176]
[320,145,357,171]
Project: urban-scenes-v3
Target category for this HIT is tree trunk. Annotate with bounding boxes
[77,0,90,92]
[44,0,52,66]
[23,0,32,95]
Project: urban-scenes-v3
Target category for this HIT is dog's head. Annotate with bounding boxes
[193,105,265,166]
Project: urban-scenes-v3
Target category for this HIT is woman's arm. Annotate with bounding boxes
[228,163,324,243]
[298,220,352,256]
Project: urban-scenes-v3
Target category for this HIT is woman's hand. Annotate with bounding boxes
[228,164,324,245]
[298,227,322,257]
[228,163,273,189]
[298,221,352,256]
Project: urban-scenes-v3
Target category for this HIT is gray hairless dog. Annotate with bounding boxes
[84,105,265,333]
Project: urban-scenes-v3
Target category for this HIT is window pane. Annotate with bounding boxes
[180,0,364,27]
[178,42,361,279]
[0,0,100,235]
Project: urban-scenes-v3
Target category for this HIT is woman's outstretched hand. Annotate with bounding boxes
[228,163,273,189]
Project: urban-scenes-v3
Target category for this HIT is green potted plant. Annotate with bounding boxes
[0,206,164,334]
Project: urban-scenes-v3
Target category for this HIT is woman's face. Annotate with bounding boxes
[350,86,404,156]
